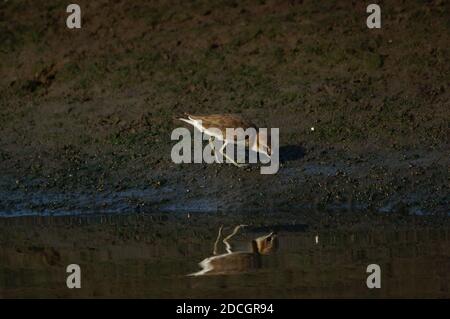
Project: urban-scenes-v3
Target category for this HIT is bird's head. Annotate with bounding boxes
[252,232,278,255]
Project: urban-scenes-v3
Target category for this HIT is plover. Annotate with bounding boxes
[187,225,278,276]
[178,113,271,167]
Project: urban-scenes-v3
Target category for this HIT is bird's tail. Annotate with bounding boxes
[176,113,195,125]
[178,117,195,126]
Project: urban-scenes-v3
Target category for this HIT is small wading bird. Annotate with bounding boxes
[187,225,278,276]
[178,114,271,167]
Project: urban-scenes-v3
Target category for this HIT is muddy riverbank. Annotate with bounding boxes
[1,0,449,216]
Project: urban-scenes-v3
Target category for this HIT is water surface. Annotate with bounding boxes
[0,212,448,298]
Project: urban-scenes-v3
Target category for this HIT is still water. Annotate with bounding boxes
[0,212,449,298]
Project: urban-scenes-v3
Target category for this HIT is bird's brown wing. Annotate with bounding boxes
[187,114,257,130]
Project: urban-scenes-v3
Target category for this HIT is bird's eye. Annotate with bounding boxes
[266,237,272,242]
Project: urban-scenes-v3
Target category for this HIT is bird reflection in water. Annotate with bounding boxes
[188,225,278,276]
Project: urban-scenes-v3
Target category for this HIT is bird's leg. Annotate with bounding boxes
[213,225,224,255]
[223,224,248,254]
[218,142,247,168]
[208,136,216,159]
[209,136,222,163]
[208,136,215,153]
[218,141,227,155]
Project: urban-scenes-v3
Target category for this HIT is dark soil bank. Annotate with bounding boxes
[1,0,449,215]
